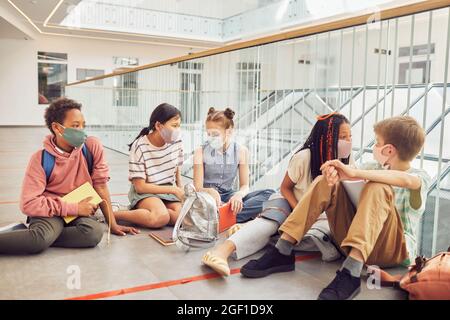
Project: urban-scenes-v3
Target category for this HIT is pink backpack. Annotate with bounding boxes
[371,247,450,300]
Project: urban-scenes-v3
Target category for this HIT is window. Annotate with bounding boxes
[180,72,202,122]
[398,61,431,84]
[113,72,138,107]
[237,62,261,108]
[397,44,435,85]
[38,52,67,62]
[112,57,139,107]
[38,52,67,104]
[177,61,204,70]
[113,56,139,66]
[178,62,203,122]
[399,44,435,57]
[76,68,105,85]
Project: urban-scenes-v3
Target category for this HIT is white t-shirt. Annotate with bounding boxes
[128,135,183,185]
[287,149,313,201]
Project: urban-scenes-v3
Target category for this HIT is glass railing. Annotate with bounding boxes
[57,0,401,43]
[66,1,450,255]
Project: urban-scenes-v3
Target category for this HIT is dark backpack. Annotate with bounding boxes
[41,144,93,183]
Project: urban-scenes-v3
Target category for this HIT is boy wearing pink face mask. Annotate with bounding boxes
[242,116,430,301]
[113,103,184,229]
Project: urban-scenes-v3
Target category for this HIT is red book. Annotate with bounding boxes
[218,202,236,233]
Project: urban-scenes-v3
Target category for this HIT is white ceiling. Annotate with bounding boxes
[5,0,279,47]
[3,0,428,48]
[0,16,30,39]
[5,0,223,48]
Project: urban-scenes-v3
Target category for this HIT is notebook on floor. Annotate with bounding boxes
[61,182,103,224]
[341,180,367,207]
[149,227,175,246]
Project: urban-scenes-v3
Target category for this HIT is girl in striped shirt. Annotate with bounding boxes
[114,103,184,228]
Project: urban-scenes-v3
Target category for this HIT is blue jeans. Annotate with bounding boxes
[218,188,276,223]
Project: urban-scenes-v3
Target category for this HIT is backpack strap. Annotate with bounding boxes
[82,143,94,175]
[41,150,55,184]
[376,268,402,288]
[41,144,93,183]
[365,266,402,288]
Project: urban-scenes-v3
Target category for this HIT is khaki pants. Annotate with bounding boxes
[279,176,408,267]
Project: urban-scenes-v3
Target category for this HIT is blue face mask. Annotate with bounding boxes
[57,123,87,148]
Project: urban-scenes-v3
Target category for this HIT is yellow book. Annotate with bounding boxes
[61,182,103,224]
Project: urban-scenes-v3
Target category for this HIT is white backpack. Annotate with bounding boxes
[173,184,219,250]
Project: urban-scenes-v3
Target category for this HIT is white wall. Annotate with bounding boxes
[0,34,199,126]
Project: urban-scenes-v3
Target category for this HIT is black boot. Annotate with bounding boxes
[240,246,295,278]
[317,268,361,300]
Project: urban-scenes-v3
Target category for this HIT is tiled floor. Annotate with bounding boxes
[0,127,407,300]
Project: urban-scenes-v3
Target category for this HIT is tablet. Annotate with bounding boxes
[341,180,367,207]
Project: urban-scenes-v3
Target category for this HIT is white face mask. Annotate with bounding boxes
[207,135,223,150]
[160,126,181,144]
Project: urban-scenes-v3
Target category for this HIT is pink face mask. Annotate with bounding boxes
[337,139,352,159]
[373,144,392,167]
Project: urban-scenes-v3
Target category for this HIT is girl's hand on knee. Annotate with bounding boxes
[171,186,185,202]
[229,194,243,214]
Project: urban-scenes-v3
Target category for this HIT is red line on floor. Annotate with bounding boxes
[0,193,128,205]
[65,254,320,300]
[0,201,19,205]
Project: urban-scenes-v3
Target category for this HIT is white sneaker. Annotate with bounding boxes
[111,202,129,212]
[0,222,27,233]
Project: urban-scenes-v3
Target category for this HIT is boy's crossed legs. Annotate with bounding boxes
[241,175,408,300]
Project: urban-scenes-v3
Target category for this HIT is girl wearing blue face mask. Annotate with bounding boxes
[114,103,184,229]
[193,107,275,223]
